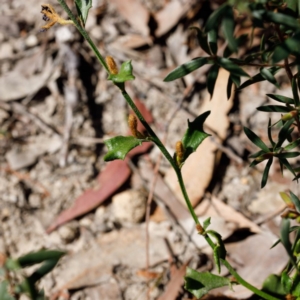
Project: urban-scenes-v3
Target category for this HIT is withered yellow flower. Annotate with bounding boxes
[105,56,119,75]
[128,114,145,139]
[40,4,73,31]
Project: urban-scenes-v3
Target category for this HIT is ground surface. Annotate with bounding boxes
[0,0,298,299]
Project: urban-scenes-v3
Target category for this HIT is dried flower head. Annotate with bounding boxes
[106,56,119,75]
[40,4,73,31]
[175,141,185,166]
[128,114,145,139]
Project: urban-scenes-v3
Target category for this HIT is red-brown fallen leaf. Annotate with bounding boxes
[47,143,152,233]
[47,98,153,233]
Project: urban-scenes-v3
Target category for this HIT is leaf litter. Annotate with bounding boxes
[0,0,292,299]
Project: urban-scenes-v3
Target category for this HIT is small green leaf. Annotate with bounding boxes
[260,67,279,87]
[203,217,211,230]
[104,136,143,161]
[206,230,226,260]
[207,65,219,98]
[250,159,263,167]
[290,191,300,213]
[190,27,211,55]
[227,76,233,100]
[217,58,249,77]
[276,118,294,148]
[281,218,297,267]
[249,149,266,159]
[205,3,228,32]
[244,127,270,152]
[213,245,221,273]
[284,138,300,150]
[164,57,209,82]
[279,157,296,177]
[281,271,293,293]
[221,6,237,53]
[185,268,231,299]
[28,259,60,284]
[292,77,300,106]
[74,0,92,26]
[230,73,241,88]
[5,259,20,271]
[238,67,280,90]
[261,157,273,188]
[17,250,66,268]
[182,111,211,161]
[224,34,248,58]
[265,11,300,30]
[275,152,300,159]
[256,105,291,113]
[262,274,287,297]
[0,281,15,300]
[266,94,295,105]
[208,29,218,55]
[293,233,300,256]
[267,119,276,147]
[286,0,299,13]
[108,61,135,83]
[270,239,281,249]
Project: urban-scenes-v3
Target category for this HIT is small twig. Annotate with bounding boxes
[0,101,60,136]
[58,44,79,167]
[71,136,104,145]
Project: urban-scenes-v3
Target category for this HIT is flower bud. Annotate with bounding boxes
[281,210,299,219]
[196,223,204,234]
[175,141,185,166]
[106,56,118,75]
[281,110,298,121]
[128,114,144,139]
[279,192,295,209]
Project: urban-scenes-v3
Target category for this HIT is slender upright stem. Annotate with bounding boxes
[57,0,109,73]
[221,259,280,300]
[56,3,281,300]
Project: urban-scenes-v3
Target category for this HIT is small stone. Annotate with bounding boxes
[58,223,79,243]
[55,26,74,43]
[0,108,9,123]
[1,208,10,221]
[25,35,38,48]
[112,190,146,223]
[90,26,103,40]
[0,42,13,59]
[79,217,93,228]
[28,193,41,208]
[95,206,106,221]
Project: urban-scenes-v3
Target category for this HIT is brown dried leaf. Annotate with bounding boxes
[110,0,150,36]
[165,69,233,206]
[47,143,152,233]
[0,58,55,102]
[154,0,195,37]
[195,197,261,233]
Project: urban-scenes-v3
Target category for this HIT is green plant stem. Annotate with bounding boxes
[56,4,280,300]
[57,0,109,73]
[121,88,202,225]
[221,259,280,300]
